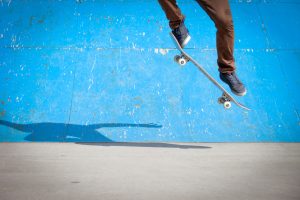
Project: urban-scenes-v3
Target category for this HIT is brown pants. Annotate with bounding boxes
[158,0,236,73]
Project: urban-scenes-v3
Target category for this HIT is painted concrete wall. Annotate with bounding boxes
[0,0,299,142]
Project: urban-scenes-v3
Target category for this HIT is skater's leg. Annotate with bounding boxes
[158,0,184,29]
[196,0,246,96]
[158,0,191,47]
[196,0,235,73]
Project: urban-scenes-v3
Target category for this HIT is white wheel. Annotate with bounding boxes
[223,101,231,109]
[178,57,187,66]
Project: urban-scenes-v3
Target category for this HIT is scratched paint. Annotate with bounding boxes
[0,1,300,142]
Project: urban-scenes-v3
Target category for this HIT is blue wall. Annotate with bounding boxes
[0,0,299,142]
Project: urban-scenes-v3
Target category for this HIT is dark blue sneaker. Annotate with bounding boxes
[172,22,191,48]
[220,72,247,96]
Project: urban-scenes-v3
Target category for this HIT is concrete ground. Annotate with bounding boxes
[0,143,300,200]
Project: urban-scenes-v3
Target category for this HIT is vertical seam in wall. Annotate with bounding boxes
[256,3,271,50]
[65,60,77,141]
[65,2,80,141]
[275,51,300,126]
[257,1,300,129]
[256,2,300,133]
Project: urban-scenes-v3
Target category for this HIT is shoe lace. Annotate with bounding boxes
[174,27,182,36]
[235,76,242,84]
[227,73,235,83]
[232,72,242,84]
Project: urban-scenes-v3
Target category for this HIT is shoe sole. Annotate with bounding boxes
[232,89,247,97]
[181,35,191,48]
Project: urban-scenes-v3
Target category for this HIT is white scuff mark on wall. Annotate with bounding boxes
[132,42,137,49]
[15,95,23,103]
[204,127,210,134]
[159,48,169,55]
[238,0,252,2]
[265,48,275,52]
[2,0,12,7]
[11,35,16,43]
[10,34,23,50]
[128,109,135,116]
[20,64,25,71]
[138,32,145,37]
[154,48,169,55]
[0,34,3,38]
[66,135,81,140]
[88,78,94,91]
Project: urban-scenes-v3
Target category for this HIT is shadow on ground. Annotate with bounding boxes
[77,142,211,149]
[0,120,161,142]
[0,120,211,149]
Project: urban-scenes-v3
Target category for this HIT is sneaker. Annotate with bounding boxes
[220,72,247,96]
[172,22,191,48]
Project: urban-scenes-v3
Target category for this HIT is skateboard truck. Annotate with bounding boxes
[218,93,232,109]
[174,54,189,66]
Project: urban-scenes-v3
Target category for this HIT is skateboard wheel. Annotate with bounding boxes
[178,57,187,66]
[174,55,187,66]
[224,101,231,109]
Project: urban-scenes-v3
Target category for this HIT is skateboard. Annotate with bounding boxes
[170,32,250,111]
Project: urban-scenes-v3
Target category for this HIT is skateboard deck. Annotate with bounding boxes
[170,32,250,111]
